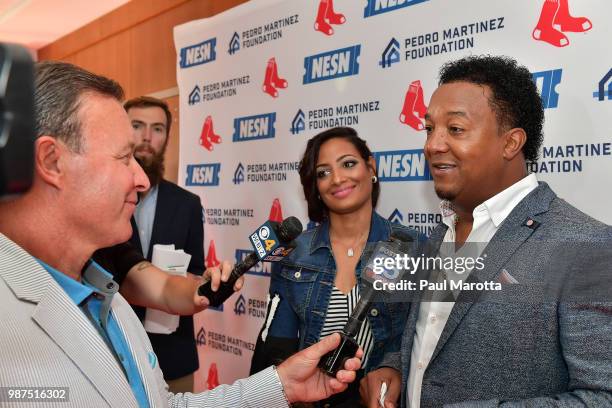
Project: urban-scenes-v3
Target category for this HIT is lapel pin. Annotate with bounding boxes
[524,218,540,230]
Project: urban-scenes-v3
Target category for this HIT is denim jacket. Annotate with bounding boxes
[250,211,422,376]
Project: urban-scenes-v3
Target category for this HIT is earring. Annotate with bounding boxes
[371,175,378,184]
[317,194,321,200]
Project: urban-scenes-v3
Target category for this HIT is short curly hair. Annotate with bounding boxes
[438,55,544,162]
[299,127,379,222]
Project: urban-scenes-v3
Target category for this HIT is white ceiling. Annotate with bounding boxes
[0,0,130,53]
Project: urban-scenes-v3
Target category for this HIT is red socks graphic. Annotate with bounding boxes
[207,363,219,390]
[554,0,592,32]
[314,0,346,36]
[206,240,220,268]
[263,58,287,98]
[399,80,427,131]
[533,0,592,47]
[199,115,222,151]
[269,198,283,222]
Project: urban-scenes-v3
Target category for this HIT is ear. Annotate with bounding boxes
[367,156,377,176]
[35,136,67,189]
[502,128,527,161]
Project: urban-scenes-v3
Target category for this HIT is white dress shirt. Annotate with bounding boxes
[407,174,538,408]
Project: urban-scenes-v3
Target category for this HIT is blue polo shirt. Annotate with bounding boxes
[39,259,150,408]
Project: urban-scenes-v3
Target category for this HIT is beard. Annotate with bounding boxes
[433,184,457,201]
[135,143,165,188]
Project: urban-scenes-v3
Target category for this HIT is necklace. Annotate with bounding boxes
[331,231,368,258]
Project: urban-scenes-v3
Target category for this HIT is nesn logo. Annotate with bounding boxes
[179,38,217,68]
[185,163,221,186]
[364,0,430,18]
[374,149,432,181]
[303,45,361,84]
[531,69,562,109]
[232,113,276,142]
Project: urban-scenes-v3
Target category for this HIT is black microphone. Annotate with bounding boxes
[198,216,302,307]
[0,44,35,197]
[318,235,413,376]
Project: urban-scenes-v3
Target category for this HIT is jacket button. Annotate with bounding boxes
[370,308,379,317]
[294,271,301,279]
[323,404,331,408]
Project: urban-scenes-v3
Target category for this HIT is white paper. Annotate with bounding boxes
[144,244,192,334]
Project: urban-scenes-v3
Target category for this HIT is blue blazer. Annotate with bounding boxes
[382,182,612,407]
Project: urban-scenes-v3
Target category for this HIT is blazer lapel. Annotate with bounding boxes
[428,183,557,364]
[400,224,448,391]
[111,296,165,408]
[0,236,137,408]
[32,283,138,408]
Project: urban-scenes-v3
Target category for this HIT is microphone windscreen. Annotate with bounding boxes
[277,216,303,242]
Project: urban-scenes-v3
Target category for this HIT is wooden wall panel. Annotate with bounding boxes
[38,0,249,181]
[164,95,180,184]
[38,0,190,63]
[39,0,249,97]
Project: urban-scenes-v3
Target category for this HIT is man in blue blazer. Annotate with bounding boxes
[361,56,612,407]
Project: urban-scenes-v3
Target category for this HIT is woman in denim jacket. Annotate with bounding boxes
[251,127,421,407]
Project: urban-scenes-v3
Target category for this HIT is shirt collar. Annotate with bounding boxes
[37,259,93,305]
[37,259,119,327]
[481,173,539,227]
[439,173,539,228]
[310,211,391,254]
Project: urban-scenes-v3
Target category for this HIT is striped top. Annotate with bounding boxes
[320,285,374,366]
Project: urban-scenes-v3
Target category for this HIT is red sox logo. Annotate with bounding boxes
[314,0,346,36]
[262,57,288,98]
[399,80,427,131]
[532,0,592,47]
[199,115,222,151]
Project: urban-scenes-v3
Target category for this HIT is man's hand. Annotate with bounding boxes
[360,367,401,408]
[202,260,244,293]
[276,333,363,403]
[122,260,242,315]
[186,273,209,312]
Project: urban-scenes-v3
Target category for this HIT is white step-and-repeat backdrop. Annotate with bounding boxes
[173,0,611,391]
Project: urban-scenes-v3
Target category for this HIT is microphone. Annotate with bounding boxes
[318,235,413,376]
[198,216,303,307]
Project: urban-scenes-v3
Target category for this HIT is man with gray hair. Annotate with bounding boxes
[0,60,361,407]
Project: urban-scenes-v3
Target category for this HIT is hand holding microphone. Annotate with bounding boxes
[318,236,413,377]
[198,216,303,307]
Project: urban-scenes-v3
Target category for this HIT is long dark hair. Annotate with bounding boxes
[299,127,379,222]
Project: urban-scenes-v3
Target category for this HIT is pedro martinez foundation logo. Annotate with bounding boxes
[228,13,299,55]
[379,17,505,65]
